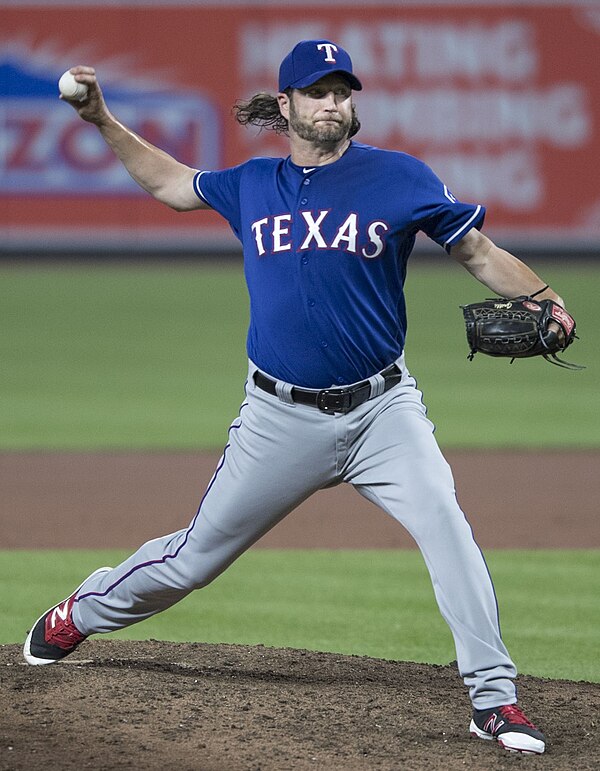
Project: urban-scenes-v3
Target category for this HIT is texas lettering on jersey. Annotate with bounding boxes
[193,143,485,386]
[250,210,389,258]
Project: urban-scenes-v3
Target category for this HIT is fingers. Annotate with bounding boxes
[546,321,565,346]
[58,67,109,124]
[68,65,96,80]
[68,66,97,92]
[58,66,97,101]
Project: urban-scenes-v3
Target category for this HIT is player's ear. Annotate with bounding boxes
[277,91,290,120]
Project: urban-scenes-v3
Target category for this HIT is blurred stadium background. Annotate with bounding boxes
[2,0,600,258]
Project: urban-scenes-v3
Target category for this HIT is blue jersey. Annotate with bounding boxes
[194,141,484,388]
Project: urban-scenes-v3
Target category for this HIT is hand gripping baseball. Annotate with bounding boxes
[461,296,584,369]
[58,66,111,126]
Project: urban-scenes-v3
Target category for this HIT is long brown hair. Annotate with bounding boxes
[233,90,361,138]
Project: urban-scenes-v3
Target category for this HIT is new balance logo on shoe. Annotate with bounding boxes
[470,704,545,755]
[50,599,71,628]
[483,713,505,734]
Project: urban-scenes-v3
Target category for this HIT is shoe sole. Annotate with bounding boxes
[470,719,545,754]
[23,567,112,666]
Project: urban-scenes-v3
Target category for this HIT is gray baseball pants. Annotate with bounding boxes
[73,356,517,708]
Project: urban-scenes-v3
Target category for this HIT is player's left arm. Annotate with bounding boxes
[451,228,565,307]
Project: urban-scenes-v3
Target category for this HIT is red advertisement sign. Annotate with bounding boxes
[2,3,599,250]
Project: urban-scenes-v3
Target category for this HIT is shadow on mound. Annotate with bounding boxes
[1,641,598,770]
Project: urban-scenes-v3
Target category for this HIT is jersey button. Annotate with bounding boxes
[301,256,309,265]
[308,299,315,307]
[303,179,311,186]
[300,198,308,205]
[321,340,328,348]
[336,377,345,384]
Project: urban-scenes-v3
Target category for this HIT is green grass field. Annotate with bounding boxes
[1,261,598,449]
[1,260,598,682]
[2,549,598,682]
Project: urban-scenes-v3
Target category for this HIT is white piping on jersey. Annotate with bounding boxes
[444,205,482,249]
[193,170,210,204]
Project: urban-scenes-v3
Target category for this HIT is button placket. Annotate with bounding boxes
[295,173,327,356]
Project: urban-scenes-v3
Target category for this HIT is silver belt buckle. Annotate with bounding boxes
[316,389,352,414]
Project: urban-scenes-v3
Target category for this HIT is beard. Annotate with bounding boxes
[288,99,353,144]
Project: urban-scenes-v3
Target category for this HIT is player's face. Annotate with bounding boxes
[284,75,353,144]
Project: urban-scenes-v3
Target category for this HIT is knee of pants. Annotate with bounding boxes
[396,475,469,541]
[174,519,249,590]
[187,564,226,591]
[161,549,233,592]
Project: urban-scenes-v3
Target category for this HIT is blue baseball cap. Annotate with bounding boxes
[278,40,362,92]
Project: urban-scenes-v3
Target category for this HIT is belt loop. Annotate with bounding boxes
[247,359,259,391]
[275,380,295,406]
[368,372,386,399]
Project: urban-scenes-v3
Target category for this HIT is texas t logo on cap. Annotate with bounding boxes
[278,39,363,92]
[317,43,338,62]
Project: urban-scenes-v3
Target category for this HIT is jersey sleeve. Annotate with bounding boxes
[192,164,246,239]
[412,162,485,253]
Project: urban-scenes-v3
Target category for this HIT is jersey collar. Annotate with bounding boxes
[286,141,354,176]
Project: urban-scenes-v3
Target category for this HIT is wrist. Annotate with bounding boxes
[530,285,564,307]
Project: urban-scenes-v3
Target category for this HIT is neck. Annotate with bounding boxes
[289,137,351,167]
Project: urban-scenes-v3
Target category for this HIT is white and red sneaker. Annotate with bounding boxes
[470,704,545,754]
[23,567,111,665]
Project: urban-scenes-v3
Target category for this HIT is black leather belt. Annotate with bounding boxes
[253,362,402,415]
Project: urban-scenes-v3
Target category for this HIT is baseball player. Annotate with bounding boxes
[24,41,564,755]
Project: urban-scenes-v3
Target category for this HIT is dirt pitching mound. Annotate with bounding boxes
[1,641,598,770]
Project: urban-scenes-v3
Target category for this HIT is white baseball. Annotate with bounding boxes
[58,70,89,101]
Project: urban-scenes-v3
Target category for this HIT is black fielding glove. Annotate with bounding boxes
[461,296,584,369]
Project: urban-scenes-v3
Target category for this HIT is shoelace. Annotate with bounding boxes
[498,705,537,729]
[45,598,86,649]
